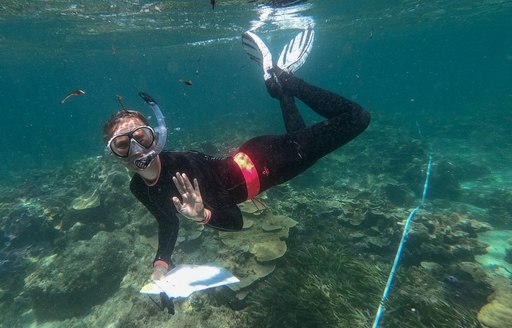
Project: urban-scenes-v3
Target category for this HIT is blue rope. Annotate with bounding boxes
[372,154,433,328]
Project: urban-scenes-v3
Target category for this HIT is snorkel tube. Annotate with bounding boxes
[134,92,168,169]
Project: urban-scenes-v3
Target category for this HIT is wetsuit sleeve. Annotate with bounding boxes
[130,178,179,267]
[204,203,243,231]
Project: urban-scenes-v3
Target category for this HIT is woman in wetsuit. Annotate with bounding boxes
[103,28,370,281]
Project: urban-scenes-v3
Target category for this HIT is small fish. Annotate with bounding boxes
[179,79,193,86]
[211,0,216,10]
[60,89,85,104]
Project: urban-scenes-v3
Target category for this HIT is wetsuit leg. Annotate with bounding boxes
[280,71,364,120]
[279,94,306,133]
[266,76,306,133]
[238,74,370,194]
[279,72,370,163]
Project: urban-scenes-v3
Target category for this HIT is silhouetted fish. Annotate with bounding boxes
[60,89,85,104]
[179,79,193,86]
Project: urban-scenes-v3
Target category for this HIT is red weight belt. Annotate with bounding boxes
[233,152,260,200]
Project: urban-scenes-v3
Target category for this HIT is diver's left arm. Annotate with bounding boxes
[172,172,243,231]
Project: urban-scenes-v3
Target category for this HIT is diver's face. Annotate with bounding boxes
[107,118,155,169]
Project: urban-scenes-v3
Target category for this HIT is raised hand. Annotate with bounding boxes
[171,172,208,222]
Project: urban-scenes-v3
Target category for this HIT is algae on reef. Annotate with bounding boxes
[247,244,387,327]
[24,231,135,321]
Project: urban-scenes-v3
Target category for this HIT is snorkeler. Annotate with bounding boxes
[103,27,370,284]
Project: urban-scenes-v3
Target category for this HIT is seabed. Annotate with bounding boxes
[1,114,511,328]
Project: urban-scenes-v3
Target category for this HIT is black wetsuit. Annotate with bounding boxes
[130,72,370,266]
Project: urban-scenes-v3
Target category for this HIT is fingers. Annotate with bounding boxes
[172,196,182,209]
[182,173,194,192]
[172,174,186,195]
[173,172,197,195]
[172,173,200,211]
[193,178,201,194]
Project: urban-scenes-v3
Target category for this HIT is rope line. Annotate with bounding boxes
[372,154,433,328]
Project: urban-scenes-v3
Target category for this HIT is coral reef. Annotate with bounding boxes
[24,231,134,320]
[219,210,296,263]
[0,114,507,328]
[477,278,512,328]
[219,203,297,294]
[71,186,101,210]
[475,189,512,229]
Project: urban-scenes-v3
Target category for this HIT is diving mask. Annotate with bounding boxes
[107,92,168,170]
[107,126,155,158]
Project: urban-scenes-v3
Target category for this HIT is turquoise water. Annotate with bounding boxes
[1,1,512,327]
[2,1,510,174]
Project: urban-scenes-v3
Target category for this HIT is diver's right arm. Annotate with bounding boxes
[150,207,178,280]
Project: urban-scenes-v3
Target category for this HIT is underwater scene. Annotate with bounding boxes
[1,0,511,327]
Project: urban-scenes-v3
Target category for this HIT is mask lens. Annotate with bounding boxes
[109,126,155,158]
[132,127,155,148]
[110,135,130,157]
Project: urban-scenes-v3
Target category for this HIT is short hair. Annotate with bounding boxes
[103,110,149,143]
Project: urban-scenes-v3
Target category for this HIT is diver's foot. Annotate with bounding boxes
[242,31,274,81]
[265,74,283,99]
[277,26,315,74]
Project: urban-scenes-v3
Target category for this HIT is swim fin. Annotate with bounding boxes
[277,26,315,74]
[242,31,274,81]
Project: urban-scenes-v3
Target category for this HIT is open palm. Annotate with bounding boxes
[171,172,205,221]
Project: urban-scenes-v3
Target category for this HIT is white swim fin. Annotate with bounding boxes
[242,31,274,81]
[277,26,315,74]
